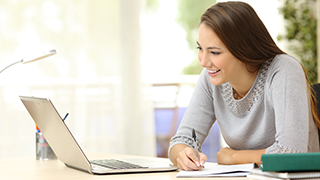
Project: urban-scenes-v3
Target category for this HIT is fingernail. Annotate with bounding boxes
[200,160,205,166]
[195,161,200,166]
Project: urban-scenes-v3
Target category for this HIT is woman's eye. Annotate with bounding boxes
[196,46,202,51]
[211,51,221,55]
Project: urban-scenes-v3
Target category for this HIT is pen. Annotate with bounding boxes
[63,113,69,121]
[192,129,201,171]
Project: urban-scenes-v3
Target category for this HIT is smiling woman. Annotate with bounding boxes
[168,1,320,171]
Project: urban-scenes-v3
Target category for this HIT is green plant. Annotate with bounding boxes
[145,0,160,13]
[278,0,317,84]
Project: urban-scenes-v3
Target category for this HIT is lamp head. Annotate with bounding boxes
[22,49,57,64]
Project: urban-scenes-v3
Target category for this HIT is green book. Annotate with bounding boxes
[260,152,320,172]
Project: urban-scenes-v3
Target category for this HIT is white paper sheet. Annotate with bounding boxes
[176,163,254,178]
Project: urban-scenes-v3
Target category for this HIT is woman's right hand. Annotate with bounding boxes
[170,144,207,171]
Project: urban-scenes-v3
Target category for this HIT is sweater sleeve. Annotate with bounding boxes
[168,69,216,155]
[265,55,310,154]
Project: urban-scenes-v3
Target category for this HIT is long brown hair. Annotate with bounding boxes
[200,1,320,128]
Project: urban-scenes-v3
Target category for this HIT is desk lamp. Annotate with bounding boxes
[0,49,57,160]
[0,49,56,74]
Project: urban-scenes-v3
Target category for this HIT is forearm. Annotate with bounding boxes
[217,147,266,165]
[233,149,266,164]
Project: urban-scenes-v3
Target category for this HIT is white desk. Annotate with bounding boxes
[0,153,248,180]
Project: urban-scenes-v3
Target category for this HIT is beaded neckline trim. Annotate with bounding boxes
[220,58,273,116]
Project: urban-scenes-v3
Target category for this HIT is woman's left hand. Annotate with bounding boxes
[216,147,237,164]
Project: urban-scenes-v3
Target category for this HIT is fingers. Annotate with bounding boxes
[176,147,207,171]
[199,152,207,168]
[177,148,199,171]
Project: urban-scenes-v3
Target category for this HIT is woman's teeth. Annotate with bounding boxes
[208,69,220,73]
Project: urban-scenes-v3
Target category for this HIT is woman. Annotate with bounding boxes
[168,1,320,171]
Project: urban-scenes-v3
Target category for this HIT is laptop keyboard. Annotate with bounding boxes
[90,159,148,170]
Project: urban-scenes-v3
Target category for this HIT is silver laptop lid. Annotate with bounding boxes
[20,95,178,175]
[20,96,92,173]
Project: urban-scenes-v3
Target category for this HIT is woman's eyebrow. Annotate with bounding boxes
[196,41,221,50]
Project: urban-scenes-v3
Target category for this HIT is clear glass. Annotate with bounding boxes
[35,133,57,160]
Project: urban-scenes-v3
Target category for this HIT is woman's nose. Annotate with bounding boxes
[199,52,210,68]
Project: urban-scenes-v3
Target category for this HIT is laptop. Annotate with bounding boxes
[19,96,178,175]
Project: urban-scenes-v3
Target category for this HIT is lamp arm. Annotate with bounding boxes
[0,60,23,74]
[0,49,56,74]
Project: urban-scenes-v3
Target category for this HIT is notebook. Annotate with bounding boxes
[249,168,320,179]
[176,163,255,178]
[19,96,178,175]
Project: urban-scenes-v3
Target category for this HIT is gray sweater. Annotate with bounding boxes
[169,54,319,155]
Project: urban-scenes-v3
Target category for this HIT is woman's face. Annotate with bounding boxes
[197,23,246,86]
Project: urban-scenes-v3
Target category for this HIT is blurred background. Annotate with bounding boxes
[0,0,317,162]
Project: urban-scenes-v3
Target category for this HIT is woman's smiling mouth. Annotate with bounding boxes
[207,69,221,76]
